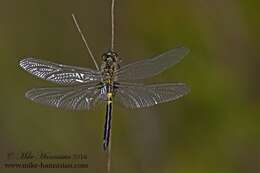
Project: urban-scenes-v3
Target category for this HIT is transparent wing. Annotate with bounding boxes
[115,83,190,108]
[25,83,102,110]
[19,58,101,85]
[116,47,189,81]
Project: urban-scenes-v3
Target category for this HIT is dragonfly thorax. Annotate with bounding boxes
[101,51,120,83]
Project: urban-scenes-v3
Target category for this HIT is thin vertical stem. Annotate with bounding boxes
[72,14,99,71]
[107,1,116,172]
[111,0,115,51]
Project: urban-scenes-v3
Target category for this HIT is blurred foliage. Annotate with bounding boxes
[0,0,259,173]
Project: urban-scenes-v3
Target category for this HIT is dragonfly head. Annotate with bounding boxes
[102,51,121,63]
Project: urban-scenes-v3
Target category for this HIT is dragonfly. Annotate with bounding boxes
[19,46,190,150]
[19,5,190,152]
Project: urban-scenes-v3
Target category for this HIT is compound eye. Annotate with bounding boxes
[106,52,112,57]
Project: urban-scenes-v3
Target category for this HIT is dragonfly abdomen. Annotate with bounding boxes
[103,91,113,151]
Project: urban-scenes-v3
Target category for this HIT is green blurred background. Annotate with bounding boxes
[0,0,259,172]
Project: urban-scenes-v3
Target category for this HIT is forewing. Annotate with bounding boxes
[25,83,101,110]
[116,47,189,81]
[19,58,101,85]
[116,83,190,108]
